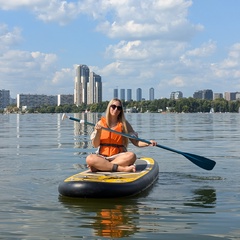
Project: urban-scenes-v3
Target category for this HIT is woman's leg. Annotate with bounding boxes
[86,153,136,172]
[110,152,136,166]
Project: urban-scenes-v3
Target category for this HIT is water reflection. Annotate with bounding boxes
[59,197,139,238]
[185,187,216,209]
[73,113,101,151]
[93,204,138,238]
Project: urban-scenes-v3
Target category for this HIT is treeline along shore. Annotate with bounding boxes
[3,97,240,114]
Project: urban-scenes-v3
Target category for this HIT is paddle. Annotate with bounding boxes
[62,114,216,171]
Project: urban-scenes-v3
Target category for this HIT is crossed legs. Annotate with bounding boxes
[86,152,136,172]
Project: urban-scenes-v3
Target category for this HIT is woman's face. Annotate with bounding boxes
[109,100,122,117]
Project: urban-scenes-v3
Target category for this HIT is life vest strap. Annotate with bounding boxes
[99,143,127,156]
[100,143,125,148]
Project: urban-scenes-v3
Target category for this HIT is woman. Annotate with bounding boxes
[86,98,157,172]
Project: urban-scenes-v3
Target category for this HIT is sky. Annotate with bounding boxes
[1,0,240,101]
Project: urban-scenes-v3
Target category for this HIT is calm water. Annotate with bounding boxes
[0,113,239,239]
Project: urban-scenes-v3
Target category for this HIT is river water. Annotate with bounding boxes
[0,113,239,239]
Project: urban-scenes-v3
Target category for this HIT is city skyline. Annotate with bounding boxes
[114,87,151,101]
[1,87,240,110]
[0,1,240,101]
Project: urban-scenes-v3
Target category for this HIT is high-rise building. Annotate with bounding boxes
[94,74,102,104]
[236,92,240,100]
[170,91,183,99]
[127,89,132,101]
[74,64,102,106]
[214,93,223,100]
[74,65,89,106]
[120,89,125,101]
[224,92,236,101]
[136,88,142,101]
[149,87,154,100]
[113,89,118,98]
[193,89,213,100]
[0,89,10,109]
[203,89,213,100]
[88,72,102,104]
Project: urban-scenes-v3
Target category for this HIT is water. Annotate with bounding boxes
[0,113,239,239]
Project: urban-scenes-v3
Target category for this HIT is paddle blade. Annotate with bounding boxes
[62,113,68,121]
[182,152,216,171]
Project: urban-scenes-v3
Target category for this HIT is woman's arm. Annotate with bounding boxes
[126,121,157,147]
[126,121,149,147]
[91,121,102,148]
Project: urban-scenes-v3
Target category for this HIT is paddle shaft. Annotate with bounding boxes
[68,116,191,153]
[65,115,216,171]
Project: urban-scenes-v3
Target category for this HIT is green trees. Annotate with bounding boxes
[4,98,240,113]
[121,98,240,113]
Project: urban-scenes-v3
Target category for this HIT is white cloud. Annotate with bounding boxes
[0,49,57,89]
[0,0,83,25]
[94,0,202,41]
[185,41,216,57]
[0,0,201,39]
[0,0,48,10]
[0,24,22,52]
[212,43,240,79]
[168,76,186,87]
[1,0,240,99]
[35,1,82,25]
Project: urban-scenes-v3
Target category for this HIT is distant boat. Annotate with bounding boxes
[210,107,214,113]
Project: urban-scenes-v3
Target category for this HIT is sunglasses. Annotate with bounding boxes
[110,104,122,111]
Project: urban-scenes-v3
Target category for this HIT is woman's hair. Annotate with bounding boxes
[105,98,129,146]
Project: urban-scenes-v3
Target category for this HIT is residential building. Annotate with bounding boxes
[120,89,125,101]
[113,88,118,98]
[136,88,142,101]
[94,74,102,104]
[214,93,223,100]
[74,65,89,106]
[74,64,102,106]
[58,94,74,106]
[224,92,236,101]
[193,89,213,100]
[236,92,240,100]
[170,91,183,100]
[127,89,132,101]
[149,87,154,101]
[203,89,213,100]
[17,94,57,109]
[88,72,102,104]
[0,89,10,109]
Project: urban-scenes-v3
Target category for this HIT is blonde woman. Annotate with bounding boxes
[86,98,157,172]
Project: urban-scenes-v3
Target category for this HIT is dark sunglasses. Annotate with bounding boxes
[110,104,122,111]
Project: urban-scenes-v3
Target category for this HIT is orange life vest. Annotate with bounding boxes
[98,117,126,157]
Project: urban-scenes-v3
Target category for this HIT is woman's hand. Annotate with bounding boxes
[148,140,157,146]
[94,123,102,131]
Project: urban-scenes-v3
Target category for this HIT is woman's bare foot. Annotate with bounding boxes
[88,165,98,172]
[88,164,136,173]
[120,165,136,172]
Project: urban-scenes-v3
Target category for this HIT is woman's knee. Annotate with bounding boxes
[86,154,96,165]
[126,152,136,162]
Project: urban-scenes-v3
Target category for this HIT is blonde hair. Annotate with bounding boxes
[105,98,129,146]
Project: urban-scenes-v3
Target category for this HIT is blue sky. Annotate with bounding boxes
[1,0,240,101]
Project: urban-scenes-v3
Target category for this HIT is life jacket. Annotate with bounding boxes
[98,117,126,157]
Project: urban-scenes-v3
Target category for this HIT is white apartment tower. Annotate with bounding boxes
[88,72,102,104]
[74,64,102,106]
